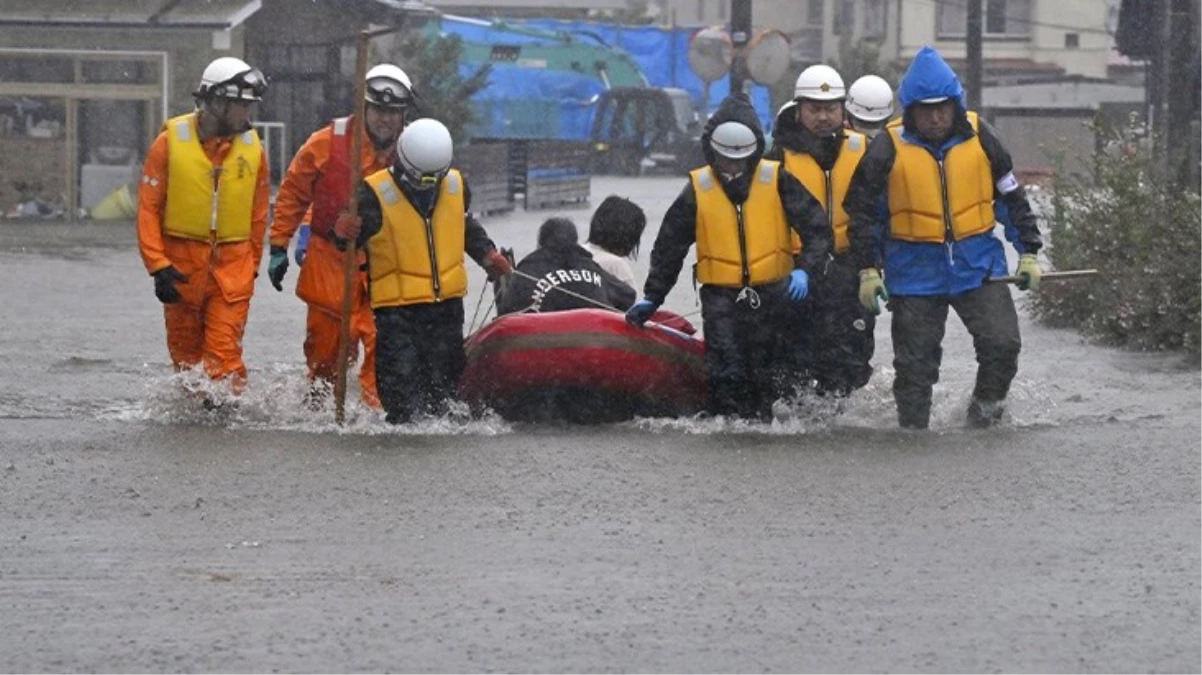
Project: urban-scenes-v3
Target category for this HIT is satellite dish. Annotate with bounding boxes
[745,30,791,85]
[687,26,733,84]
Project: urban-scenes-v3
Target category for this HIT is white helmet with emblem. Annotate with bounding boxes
[793,64,845,102]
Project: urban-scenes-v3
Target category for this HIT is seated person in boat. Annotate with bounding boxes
[625,93,832,421]
[333,118,513,424]
[583,195,647,293]
[497,217,636,315]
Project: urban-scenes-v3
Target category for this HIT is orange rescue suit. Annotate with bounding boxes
[270,116,393,406]
[137,112,270,388]
[690,161,794,288]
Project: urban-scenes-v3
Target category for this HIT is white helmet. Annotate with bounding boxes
[396,118,453,188]
[196,57,266,101]
[793,64,845,101]
[709,121,757,159]
[365,64,413,108]
[846,75,894,122]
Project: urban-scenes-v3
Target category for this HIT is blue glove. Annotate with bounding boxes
[786,269,809,301]
[267,246,288,292]
[295,224,310,266]
[625,298,660,327]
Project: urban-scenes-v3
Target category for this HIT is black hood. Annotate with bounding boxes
[700,93,766,169]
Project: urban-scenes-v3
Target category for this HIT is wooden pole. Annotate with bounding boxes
[334,30,373,425]
[987,269,1099,285]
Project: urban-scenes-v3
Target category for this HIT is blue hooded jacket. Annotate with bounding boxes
[874,46,1030,297]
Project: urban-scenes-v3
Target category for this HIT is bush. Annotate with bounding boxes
[1030,119,1202,357]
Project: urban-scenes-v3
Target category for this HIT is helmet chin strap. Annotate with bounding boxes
[401,170,438,191]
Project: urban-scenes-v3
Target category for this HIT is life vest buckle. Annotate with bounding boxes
[735,286,761,309]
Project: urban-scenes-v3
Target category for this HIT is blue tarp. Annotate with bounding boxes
[441,16,774,140]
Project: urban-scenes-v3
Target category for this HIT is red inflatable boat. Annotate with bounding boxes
[460,308,706,423]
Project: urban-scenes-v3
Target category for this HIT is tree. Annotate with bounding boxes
[380,31,492,142]
[830,36,901,89]
[769,37,902,114]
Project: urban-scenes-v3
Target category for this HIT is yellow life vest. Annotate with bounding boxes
[365,168,468,308]
[781,131,867,255]
[886,111,994,243]
[691,161,793,288]
[163,113,261,243]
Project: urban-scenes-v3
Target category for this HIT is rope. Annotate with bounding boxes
[508,268,625,314]
[467,276,490,335]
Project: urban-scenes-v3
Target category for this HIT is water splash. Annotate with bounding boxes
[98,364,512,436]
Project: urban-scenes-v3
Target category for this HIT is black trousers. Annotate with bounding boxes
[700,281,792,420]
[374,299,466,424]
[890,282,1021,428]
[788,256,875,397]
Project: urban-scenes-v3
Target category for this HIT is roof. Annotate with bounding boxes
[0,0,262,29]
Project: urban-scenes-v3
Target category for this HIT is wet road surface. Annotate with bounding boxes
[0,176,1197,672]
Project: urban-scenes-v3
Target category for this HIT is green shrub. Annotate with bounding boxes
[1030,120,1201,357]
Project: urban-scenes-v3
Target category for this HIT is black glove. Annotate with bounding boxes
[153,266,188,304]
[267,245,289,291]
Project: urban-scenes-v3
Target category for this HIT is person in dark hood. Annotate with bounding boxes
[625,93,832,420]
[497,217,636,315]
[335,118,513,425]
[843,46,1044,430]
[766,63,876,400]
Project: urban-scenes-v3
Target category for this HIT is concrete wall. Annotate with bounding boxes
[990,111,1096,173]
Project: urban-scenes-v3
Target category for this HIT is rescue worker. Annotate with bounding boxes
[136,56,271,402]
[267,64,414,408]
[766,64,875,399]
[844,46,1044,429]
[497,217,636,315]
[583,194,647,292]
[845,74,895,139]
[334,118,513,424]
[625,93,832,420]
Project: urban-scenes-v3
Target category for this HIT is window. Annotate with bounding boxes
[862,0,888,38]
[1064,32,1079,48]
[806,0,824,25]
[834,0,855,36]
[937,0,1031,37]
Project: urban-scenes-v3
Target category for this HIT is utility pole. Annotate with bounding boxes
[729,0,752,96]
[1162,0,1194,185]
[965,0,983,110]
[1184,0,1201,189]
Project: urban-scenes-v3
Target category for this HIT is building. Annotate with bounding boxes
[0,0,434,218]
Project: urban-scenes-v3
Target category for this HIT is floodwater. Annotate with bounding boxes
[0,176,1197,672]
